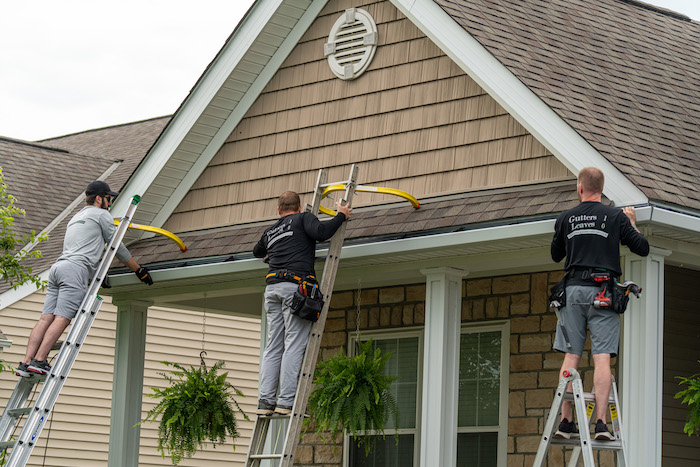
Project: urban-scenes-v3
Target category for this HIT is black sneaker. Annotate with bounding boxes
[28,359,51,375]
[554,418,579,439]
[594,419,615,441]
[256,400,276,416]
[274,404,292,415]
[15,362,31,378]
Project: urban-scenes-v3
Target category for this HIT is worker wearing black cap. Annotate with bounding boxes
[15,180,153,378]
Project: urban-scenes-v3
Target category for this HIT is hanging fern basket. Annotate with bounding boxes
[141,359,249,466]
[306,339,399,455]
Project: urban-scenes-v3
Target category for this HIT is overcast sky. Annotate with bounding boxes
[0,0,698,142]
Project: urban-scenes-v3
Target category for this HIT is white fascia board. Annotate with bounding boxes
[390,0,648,207]
[149,0,329,230]
[110,0,293,218]
[109,219,556,286]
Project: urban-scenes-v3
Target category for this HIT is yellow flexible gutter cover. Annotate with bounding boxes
[114,220,187,252]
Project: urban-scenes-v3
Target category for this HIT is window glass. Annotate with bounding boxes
[348,335,420,467]
[457,329,502,466]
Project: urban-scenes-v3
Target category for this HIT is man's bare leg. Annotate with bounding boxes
[34,316,71,362]
[559,353,581,421]
[23,314,55,364]
[592,353,612,422]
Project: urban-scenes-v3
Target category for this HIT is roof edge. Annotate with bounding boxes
[391,0,649,207]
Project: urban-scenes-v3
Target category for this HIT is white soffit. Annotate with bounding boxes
[112,0,328,231]
[390,0,648,207]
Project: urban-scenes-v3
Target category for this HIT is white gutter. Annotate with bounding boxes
[108,204,700,288]
[636,205,700,233]
[108,218,557,286]
[390,0,648,207]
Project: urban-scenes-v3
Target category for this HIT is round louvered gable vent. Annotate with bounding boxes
[324,8,378,80]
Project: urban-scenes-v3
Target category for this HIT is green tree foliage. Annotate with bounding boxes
[306,339,399,455]
[0,167,48,290]
[675,361,700,436]
[141,361,249,466]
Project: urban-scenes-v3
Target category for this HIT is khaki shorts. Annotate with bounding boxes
[553,285,620,357]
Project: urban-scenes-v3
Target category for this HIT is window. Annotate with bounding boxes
[345,331,422,467]
[457,322,509,467]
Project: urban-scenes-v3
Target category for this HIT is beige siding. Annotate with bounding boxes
[165,0,571,233]
[0,292,261,466]
[662,266,700,466]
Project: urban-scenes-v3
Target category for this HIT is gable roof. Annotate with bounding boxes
[435,0,700,210]
[0,117,169,296]
[114,0,682,236]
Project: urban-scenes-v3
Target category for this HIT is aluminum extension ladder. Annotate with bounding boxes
[244,165,358,467]
[534,368,628,466]
[0,195,142,466]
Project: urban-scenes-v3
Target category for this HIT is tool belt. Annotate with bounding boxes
[549,269,641,314]
[266,270,317,285]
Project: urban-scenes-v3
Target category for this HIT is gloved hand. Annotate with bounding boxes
[135,266,153,285]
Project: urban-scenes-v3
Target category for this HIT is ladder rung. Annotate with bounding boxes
[249,453,284,460]
[7,407,32,417]
[562,392,615,404]
[550,438,623,450]
[0,441,15,449]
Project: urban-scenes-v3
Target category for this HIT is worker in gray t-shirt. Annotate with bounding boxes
[16,180,154,378]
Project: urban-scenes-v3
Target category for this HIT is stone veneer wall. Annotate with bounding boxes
[295,271,618,466]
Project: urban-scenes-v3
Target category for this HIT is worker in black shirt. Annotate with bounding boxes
[253,191,351,415]
[551,167,649,441]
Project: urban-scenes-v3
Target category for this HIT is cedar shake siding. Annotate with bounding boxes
[164,0,571,233]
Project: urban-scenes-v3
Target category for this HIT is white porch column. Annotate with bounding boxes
[109,299,151,467]
[420,267,468,467]
[620,247,669,467]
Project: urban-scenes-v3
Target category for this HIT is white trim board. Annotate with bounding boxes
[389,0,648,207]
[111,0,328,232]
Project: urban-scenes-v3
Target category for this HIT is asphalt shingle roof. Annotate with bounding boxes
[436,0,700,210]
[125,182,581,268]
[0,117,169,293]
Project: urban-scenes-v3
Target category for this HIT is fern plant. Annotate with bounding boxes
[141,360,249,465]
[306,339,399,455]
[675,361,700,436]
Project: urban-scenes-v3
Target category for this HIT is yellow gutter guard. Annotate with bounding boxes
[114,220,187,252]
[319,184,420,216]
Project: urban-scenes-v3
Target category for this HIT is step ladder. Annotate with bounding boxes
[0,195,142,467]
[245,165,358,467]
[534,368,628,467]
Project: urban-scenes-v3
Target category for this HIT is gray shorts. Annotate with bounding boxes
[42,261,90,320]
[553,285,620,357]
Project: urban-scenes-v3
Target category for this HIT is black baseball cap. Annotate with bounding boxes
[86,180,119,197]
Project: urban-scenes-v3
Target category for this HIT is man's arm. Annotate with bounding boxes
[551,215,566,263]
[97,210,131,262]
[253,237,267,258]
[302,203,352,241]
[620,207,649,257]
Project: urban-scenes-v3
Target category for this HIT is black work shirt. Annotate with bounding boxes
[253,212,346,283]
[551,201,649,277]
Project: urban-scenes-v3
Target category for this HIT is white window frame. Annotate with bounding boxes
[458,320,510,467]
[342,327,424,467]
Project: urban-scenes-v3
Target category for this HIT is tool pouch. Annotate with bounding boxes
[548,276,567,309]
[611,282,630,314]
[290,282,323,322]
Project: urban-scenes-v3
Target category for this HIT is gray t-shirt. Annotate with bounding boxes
[58,206,131,274]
